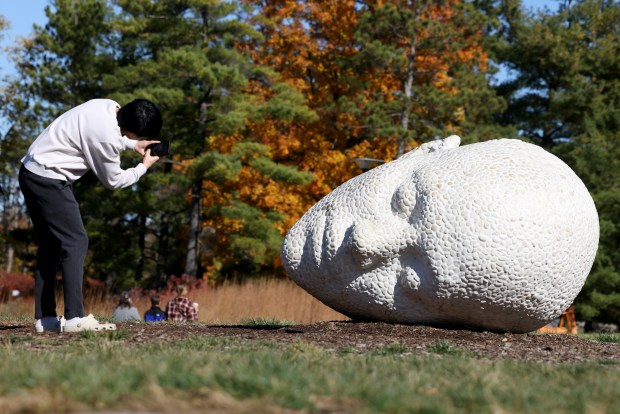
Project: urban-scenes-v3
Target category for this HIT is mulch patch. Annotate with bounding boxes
[1,321,618,363]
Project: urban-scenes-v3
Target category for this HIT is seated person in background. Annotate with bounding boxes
[165,284,199,321]
[144,294,166,322]
[112,291,141,322]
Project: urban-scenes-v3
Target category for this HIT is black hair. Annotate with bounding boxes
[117,99,163,138]
[151,294,160,305]
[118,291,132,308]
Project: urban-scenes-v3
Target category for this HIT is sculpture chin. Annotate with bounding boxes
[281,137,599,333]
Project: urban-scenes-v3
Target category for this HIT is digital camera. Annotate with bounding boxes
[146,141,170,157]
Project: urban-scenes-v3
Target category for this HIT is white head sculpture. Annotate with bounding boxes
[281,136,599,333]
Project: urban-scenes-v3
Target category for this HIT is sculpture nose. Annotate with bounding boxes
[346,218,416,269]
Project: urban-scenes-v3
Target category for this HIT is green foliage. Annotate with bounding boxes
[0,0,118,275]
[350,1,507,153]
[588,333,620,344]
[103,0,317,281]
[249,157,314,185]
[21,0,114,110]
[191,152,242,183]
[255,82,319,123]
[0,14,6,37]
[220,201,283,273]
[231,142,270,159]
[78,328,131,341]
[238,317,293,326]
[426,340,475,357]
[0,314,31,322]
[494,0,620,147]
[232,142,313,185]
[372,343,410,356]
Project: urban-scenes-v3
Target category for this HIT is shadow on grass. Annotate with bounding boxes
[0,325,23,331]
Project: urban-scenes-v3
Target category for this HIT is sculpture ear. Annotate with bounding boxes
[391,181,418,220]
[399,135,461,160]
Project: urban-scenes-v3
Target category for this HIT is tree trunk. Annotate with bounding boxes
[137,213,146,281]
[184,100,210,277]
[5,245,14,273]
[184,177,202,276]
[398,37,417,158]
[3,178,18,273]
[157,211,170,287]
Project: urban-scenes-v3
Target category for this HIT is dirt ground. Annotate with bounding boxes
[1,320,619,363]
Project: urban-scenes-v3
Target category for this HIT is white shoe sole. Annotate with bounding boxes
[63,315,116,332]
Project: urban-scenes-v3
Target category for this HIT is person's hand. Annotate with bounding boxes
[192,302,199,311]
[142,149,160,168]
[134,140,160,156]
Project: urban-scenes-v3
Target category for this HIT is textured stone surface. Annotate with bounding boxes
[281,136,599,333]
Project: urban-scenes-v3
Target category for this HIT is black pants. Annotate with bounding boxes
[19,165,87,320]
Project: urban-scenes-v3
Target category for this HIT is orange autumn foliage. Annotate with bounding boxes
[201,0,493,274]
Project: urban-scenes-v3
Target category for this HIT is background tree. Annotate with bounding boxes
[106,0,315,284]
[247,0,506,217]
[351,0,508,155]
[0,13,23,273]
[0,0,116,277]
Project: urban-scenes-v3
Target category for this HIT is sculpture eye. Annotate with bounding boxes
[391,182,418,219]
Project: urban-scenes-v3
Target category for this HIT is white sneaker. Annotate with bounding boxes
[63,314,116,332]
[34,316,64,333]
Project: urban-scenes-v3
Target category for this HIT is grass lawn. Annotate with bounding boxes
[0,329,618,413]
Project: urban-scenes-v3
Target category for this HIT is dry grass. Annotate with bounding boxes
[142,278,348,324]
[0,298,32,319]
[1,279,348,324]
[193,278,348,324]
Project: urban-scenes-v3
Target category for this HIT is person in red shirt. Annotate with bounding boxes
[165,284,199,321]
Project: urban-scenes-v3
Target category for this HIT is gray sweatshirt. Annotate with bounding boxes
[22,99,147,189]
[112,306,141,322]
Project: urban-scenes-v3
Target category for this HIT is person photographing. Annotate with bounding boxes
[19,98,163,333]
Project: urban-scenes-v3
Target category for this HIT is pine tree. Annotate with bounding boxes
[0,13,21,272]
[0,0,119,278]
[107,0,315,282]
[350,0,507,155]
